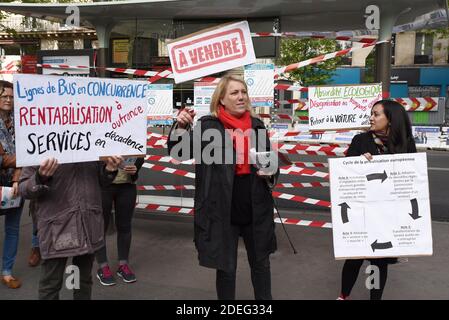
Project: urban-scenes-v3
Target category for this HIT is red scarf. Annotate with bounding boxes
[218,105,251,175]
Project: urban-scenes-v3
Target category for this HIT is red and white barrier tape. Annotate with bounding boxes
[135,203,332,228]
[137,182,330,190]
[280,167,329,179]
[136,203,194,215]
[282,161,328,168]
[275,41,386,76]
[145,155,195,165]
[142,162,195,179]
[274,84,308,92]
[276,143,347,156]
[272,191,330,208]
[274,217,332,229]
[275,182,330,188]
[250,32,376,44]
[137,185,195,191]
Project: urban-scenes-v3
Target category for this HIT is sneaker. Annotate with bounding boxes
[117,264,137,283]
[96,266,116,286]
[336,294,348,300]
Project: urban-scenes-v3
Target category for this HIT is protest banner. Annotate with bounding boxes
[14,74,148,166]
[167,21,256,83]
[412,126,441,147]
[329,153,433,259]
[147,84,174,126]
[308,84,382,131]
[244,63,274,107]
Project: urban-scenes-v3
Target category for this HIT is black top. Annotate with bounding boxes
[346,131,417,157]
[231,174,252,225]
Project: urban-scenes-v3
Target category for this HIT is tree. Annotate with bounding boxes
[275,38,343,87]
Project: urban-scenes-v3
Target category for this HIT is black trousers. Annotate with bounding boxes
[38,254,94,300]
[216,224,272,300]
[341,258,390,300]
[96,183,137,264]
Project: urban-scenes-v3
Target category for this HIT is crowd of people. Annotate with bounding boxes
[0,76,417,300]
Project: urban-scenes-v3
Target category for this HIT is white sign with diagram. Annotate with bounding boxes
[329,153,433,260]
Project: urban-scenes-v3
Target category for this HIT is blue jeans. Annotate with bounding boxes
[1,206,23,276]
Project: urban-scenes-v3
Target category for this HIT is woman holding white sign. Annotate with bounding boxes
[168,75,278,300]
[0,80,24,289]
[337,99,416,300]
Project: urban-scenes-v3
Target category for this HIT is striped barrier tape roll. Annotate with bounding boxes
[145,155,195,165]
[135,203,332,228]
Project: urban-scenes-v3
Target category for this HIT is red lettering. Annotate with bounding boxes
[137,106,144,114]
[204,44,214,60]
[188,49,199,65]
[231,38,240,53]
[19,107,28,126]
[38,108,46,125]
[213,42,223,58]
[178,51,188,68]
[197,47,205,63]
[222,40,232,55]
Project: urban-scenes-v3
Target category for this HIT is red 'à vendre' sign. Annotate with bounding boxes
[167,21,256,83]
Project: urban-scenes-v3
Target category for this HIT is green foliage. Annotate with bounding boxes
[275,38,343,87]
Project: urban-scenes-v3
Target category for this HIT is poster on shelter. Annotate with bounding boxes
[308,84,382,131]
[412,126,441,147]
[194,81,216,124]
[14,74,148,166]
[147,84,173,126]
[167,21,256,83]
[244,63,274,107]
[329,153,433,260]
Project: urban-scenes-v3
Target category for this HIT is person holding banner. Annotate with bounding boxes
[337,99,417,300]
[0,80,23,289]
[168,75,278,300]
[95,157,144,286]
[19,156,123,300]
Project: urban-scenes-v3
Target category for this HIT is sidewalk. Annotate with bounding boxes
[1,206,448,300]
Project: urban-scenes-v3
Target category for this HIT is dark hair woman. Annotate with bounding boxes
[337,99,417,300]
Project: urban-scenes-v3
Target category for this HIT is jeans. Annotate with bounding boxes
[1,205,23,276]
[96,183,136,265]
[216,223,272,300]
[39,254,94,300]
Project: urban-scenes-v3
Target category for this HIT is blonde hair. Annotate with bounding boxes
[210,74,255,117]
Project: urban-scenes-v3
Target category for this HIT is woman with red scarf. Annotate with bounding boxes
[337,100,417,300]
[168,75,278,300]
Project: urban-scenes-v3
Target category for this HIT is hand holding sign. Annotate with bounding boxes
[105,156,123,172]
[176,107,196,129]
[38,158,59,178]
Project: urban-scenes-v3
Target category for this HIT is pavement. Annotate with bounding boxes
[1,204,449,300]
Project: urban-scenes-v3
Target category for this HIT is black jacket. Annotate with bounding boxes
[346,131,417,157]
[168,115,277,272]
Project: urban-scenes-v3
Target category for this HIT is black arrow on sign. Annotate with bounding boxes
[409,198,421,220]
[366,170,388,183]
[371,240,393,252]
[338,202,350,224]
